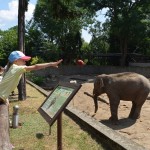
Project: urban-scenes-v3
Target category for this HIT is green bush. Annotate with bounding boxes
[26,72,44,86]
[30,56,45,65]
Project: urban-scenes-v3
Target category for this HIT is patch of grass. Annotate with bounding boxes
[9,84,105,150]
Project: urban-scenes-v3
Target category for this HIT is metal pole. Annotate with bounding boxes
[57,113,62,150]
[12,105,19,128]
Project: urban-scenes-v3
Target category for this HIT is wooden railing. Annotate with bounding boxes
[0,103,12,150]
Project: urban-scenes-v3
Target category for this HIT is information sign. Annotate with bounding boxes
[38,82,81,126]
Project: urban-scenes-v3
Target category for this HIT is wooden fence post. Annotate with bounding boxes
[0,103,12,150]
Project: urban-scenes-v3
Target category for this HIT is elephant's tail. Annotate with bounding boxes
[84,92,98,113]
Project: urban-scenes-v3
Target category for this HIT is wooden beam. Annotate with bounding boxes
[0,103,12,150]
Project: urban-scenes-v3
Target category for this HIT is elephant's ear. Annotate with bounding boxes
[95,77,104,88]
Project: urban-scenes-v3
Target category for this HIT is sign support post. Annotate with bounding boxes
[57,113,62,150]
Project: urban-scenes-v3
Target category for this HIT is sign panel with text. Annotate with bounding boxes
[38,82,81,126]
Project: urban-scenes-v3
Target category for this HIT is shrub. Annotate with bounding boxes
[26,72,44,86]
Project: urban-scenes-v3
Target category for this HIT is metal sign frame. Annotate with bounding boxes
[38,82,81,126]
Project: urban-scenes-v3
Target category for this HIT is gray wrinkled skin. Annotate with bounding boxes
[93,72,150,124]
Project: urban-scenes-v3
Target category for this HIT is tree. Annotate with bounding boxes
[89,21,109,53]
[0,27,18,66]
[107,0,150,65]
[24,0,150,66]
[31,0,93,64]
[79,0,150,66]
[18,0,29,100]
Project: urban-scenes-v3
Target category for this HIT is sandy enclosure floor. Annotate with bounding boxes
[63,75,150,150]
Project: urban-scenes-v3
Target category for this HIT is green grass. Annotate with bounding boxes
[9,84,105,150]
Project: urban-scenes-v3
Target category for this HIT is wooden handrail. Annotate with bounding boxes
[0,103,12,150]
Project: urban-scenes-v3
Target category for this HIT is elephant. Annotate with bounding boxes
[93,72,150,124]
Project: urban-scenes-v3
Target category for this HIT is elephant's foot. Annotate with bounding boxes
[109,116,119,125]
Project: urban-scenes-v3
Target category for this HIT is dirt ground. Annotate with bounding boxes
[41,74,150,150]
[59,75,150,150]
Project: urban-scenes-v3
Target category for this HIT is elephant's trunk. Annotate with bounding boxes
[93,95,98,113]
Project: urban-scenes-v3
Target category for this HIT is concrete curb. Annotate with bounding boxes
[27,80,148,150]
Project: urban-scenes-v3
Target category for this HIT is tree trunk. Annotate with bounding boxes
[0,103,12,150]
[18,0,26,100]
[18,74,26,100]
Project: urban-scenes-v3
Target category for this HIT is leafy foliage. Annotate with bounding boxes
[0,0,149,66]
[26,72,44,85]
[31,0,94,64]
[30,56,45,65]
[82,0,150,65]
[0,26,18,66]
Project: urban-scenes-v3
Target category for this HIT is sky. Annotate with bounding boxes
[0,0,107,43]
[0,0,36,30]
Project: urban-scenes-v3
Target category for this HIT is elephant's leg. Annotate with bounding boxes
[129,94,147,119]
[109,97,120,124]
[128,101,136,118]
[129,104,142,119]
